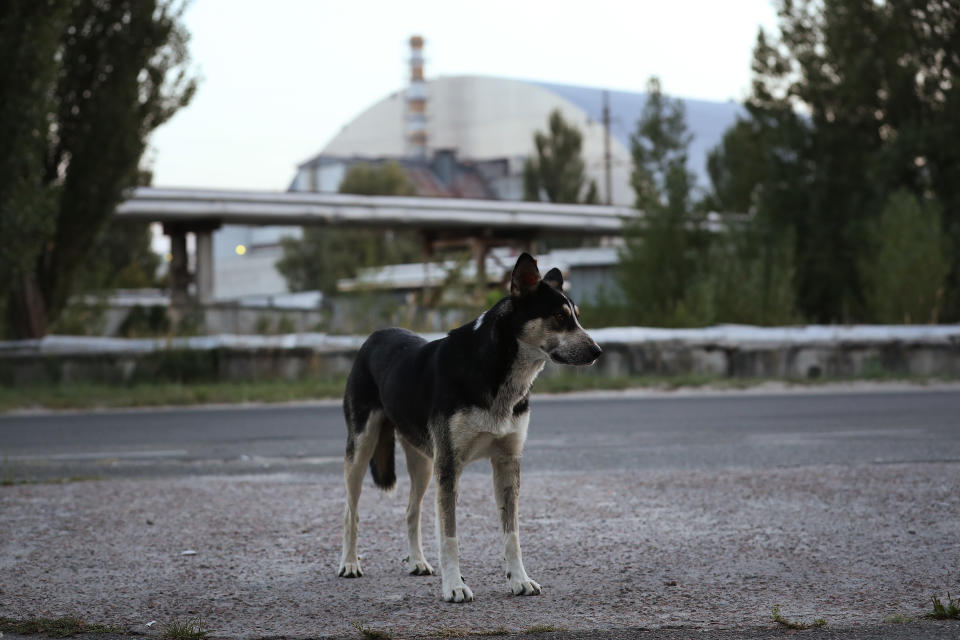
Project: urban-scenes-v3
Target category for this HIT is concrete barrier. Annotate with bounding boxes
[2,325,959,386]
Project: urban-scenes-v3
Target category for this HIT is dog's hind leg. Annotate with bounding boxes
[338,409,384,578]
[400,438,434,576]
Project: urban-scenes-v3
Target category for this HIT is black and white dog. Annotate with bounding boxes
[337,253,601,602]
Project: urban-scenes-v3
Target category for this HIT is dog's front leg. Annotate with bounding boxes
[434,456,473,602]
[491,453,541,595]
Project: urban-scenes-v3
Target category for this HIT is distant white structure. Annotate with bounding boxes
[293,75,743,205]
[215,68,742,301]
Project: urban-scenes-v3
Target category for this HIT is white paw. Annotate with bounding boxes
[408,558,435,576]
[442,578,474,603]
[338,560,363,578]
[508,571,541,596]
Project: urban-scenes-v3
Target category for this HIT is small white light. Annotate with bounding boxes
[235,244,247,256]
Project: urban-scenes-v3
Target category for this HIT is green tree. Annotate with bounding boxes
[860,190,949,324]
[276,162,422,295]
[0,0,196,338]
[709,0,960,322]
[523,109,599,204]
[619,77,712,326]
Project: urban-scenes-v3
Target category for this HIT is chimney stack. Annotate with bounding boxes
[406,35,427,158]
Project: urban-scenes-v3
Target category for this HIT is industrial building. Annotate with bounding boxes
[211,37,743,302]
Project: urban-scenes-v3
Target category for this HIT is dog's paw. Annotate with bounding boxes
[337,560,363,578]
[409,559,435,576]
[508,572,541,596]
[442,579,474,603]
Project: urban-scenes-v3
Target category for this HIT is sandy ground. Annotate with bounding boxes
[1,462,958,639]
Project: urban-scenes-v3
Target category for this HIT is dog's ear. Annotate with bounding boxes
[510,253,541,297]
[543,267,563,290]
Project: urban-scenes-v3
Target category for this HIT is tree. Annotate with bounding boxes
[0,0,196,338]
[860,190,949,324]
[709,0,960,322]
[523,109,598,204]
[618,77,712,326]
[276,162,422,295]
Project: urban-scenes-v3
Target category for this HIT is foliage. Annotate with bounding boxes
[705,220,800,326]
[276,162,422,294]
[523,109,598,204]
[709,0,960,322]
[772,605,826,630]
[0,0,196,338]
[860,190,948,324]
[929,593,960,620]
[618,77,713,327]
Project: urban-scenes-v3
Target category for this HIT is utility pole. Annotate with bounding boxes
[602,90,612,205]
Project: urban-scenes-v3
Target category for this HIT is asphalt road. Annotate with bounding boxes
[3,386,960,639]
[2,387,959,480]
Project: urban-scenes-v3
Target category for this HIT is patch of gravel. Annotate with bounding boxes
[1,462,958,638]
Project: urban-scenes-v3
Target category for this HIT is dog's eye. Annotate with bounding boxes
[553,312,566,323]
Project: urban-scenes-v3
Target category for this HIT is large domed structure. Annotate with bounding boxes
[293,75,743,206]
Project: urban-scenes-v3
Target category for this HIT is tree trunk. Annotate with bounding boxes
[6,275,48,339]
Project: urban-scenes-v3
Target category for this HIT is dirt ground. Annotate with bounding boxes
[2,461,958,638]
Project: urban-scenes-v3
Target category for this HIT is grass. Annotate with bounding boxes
[523,625,568,634]
[163,616,210,639]
[1,475,104,487]
[929,593,960,619]
[354,621,393,639]
[432,629,510,638]
[883,613,916,623]
[771,605,826,630]
[1,371,956,413]
[0,376,349,412]
[0,615,121,637]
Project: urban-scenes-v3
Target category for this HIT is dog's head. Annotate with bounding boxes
[508,253,602,366]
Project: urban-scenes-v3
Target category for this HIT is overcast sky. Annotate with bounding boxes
[148,0,779,192]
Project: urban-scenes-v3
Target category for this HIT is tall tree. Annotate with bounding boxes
[860,190,949,324]
[710,0,960,323]
[0,0,196,338]
[619,77,712,326]
[523,109,599,204]
[276,162,422,295]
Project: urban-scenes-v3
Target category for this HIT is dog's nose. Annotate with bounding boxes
[589,344,602,361]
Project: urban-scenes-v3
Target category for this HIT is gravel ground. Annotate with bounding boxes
[1,462,958,639]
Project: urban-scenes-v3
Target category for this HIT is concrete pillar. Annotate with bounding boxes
[471,236,490,300]
[195,229,214,305]
[165,224,189,307]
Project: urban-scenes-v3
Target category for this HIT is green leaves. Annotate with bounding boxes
[0,0,196,337]
[523,109,598,204]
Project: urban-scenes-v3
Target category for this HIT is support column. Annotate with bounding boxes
[195,229,214,305]
[164,223,190,307]
[471,236,489,298]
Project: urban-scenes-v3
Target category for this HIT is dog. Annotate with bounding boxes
[337,252,602,602]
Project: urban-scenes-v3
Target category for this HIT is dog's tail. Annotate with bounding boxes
[369,419,396,491]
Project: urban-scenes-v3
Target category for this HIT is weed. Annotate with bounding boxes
[771,605,826,630]
[354,621,393,640]
[524,624,567,634]
[883,613,916,623]
[1,475,104,488]
[0,615,120,637]
[163,616,210,639]
[433,630,510,638]
[929,593,960,619]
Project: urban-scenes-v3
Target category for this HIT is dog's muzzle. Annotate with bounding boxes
[550,343,602,366]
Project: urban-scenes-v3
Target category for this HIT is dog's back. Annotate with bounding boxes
[343,327,432,490]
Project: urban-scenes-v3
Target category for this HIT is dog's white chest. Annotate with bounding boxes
[449,408,531,463]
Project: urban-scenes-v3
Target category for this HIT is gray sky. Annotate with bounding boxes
[148,0,779,191]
